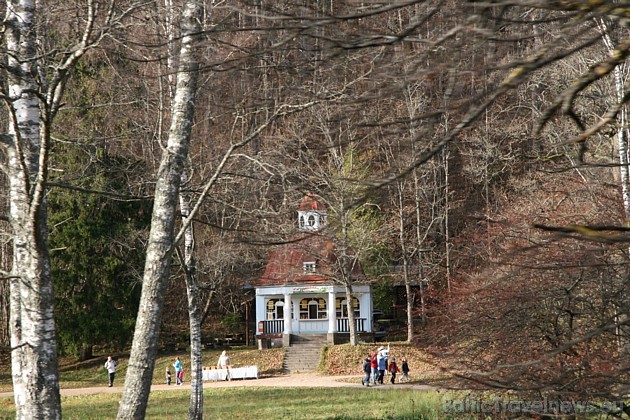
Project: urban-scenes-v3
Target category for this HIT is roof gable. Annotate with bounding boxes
[255,233,366,287]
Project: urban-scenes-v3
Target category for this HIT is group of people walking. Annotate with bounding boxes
[361,345,410,386]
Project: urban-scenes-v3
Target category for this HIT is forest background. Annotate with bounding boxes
[1,0,629,419]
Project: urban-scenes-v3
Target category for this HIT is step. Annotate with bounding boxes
[284,362,319,368]
[286,348,322,354]
[290,334,327,343]
[283,338,324,373]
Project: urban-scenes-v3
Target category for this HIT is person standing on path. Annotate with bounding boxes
[104,356,117,387]
[370,352,378,385]
[173,357,183,385]
[377,347,388,384]
[166,367,172,385]
[361,354,371,386]
[217,350,232,381]
[388,356,400,384]
[400,356,410,382]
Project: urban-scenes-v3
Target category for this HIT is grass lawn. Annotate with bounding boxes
[0,387,453,419]
[0,347,286,393]
[0,344,466,418]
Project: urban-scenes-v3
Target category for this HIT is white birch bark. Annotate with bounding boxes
[597,19,630,357]
[338,201,358,346]
[178,172,204,419]
[412,169,427,325]
[344,284,356,345]
[4,1,62,418]
[3,2,146,417]
[395,180,415,342]
[117,0,202,418]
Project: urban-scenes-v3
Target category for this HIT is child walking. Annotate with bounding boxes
[400,356,410,382]
[388,356,400,384]
[165,367,172,385]
[361,354,371,386]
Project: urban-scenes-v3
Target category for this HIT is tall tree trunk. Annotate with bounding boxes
[344,284,356,345]
[0,233,10,347]
[162,0,204,414]
[395,181,414,342]
[412,169,427,325]
[598,19,630,358]
[339,204,357,346]
[4,1,62,418]
[184,260,203,420]
[443,145,452,296]
[117,1,202,418]
[178,171,204,420]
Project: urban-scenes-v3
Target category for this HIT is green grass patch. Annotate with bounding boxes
[1,387,452,419]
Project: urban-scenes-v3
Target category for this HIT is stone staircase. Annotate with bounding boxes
[283,334,327,373]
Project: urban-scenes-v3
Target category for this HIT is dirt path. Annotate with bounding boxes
[0,374,436,398]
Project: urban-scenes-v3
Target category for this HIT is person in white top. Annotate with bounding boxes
[104,356,117,387]
[217,351,232,380]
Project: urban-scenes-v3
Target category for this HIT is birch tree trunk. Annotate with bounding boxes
[395,181,415,342]
[344,284,356,345]
[117,1,202,417]
[598,19,630,358]
[178,172,204,419]
[3,1,61,417]
[339,204,358,346]
[3,1,146,416]
[161,0,204,414]
[412,169,427,325]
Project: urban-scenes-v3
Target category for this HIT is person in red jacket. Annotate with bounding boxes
[370,352,378,385]
[388,356,400,384]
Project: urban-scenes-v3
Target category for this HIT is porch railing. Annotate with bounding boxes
[336,318,366,333]
[259,318,367,334]
[260,319,284,334]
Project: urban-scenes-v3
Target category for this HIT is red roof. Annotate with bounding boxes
[255,233,366,287]
[299,194,327,211]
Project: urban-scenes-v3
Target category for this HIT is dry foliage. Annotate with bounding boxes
[321,342,438,376]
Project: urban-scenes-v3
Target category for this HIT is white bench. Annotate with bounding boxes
[202,365,258,381]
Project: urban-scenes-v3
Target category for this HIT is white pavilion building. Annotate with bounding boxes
[253,194,375,348]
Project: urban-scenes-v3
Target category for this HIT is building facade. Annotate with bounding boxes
[253,194,374,347]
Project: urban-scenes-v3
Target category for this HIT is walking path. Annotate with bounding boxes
[0,374,436,398]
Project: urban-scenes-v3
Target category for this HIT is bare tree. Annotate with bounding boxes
[117,0,202,418]
[596,15,630,359]
[1,1,148,417]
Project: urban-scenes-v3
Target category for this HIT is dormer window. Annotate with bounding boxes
[308,214,316,227]
[303,262,316,273]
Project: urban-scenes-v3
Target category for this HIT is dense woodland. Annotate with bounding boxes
[1,0,629,418]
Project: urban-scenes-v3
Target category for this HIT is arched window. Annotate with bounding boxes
[266,298,284,320]
[299,298,327,319]
[336,297,360,318]
[299,215,305,228]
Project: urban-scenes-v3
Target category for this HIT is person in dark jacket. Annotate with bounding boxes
[400,356,410,382]
[361,354,372,386]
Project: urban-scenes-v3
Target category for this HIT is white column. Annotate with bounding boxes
[360,293,370,332]
[328,291,336,333]
[283,293,292,334]
[255,293,265,332]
